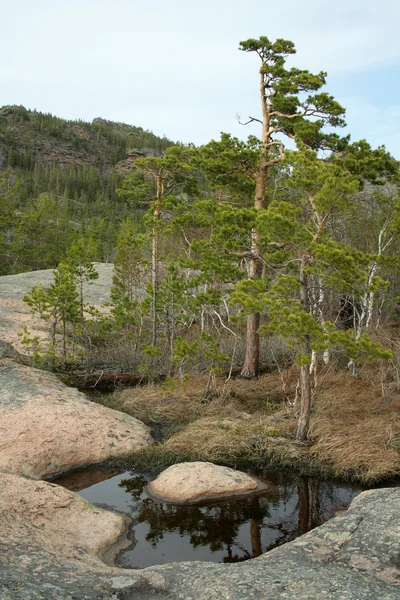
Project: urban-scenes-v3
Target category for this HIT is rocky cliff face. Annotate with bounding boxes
[0,106,180,276]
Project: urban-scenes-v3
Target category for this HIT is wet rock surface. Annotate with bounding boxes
[0,359,153,479]
[147,461,268,504]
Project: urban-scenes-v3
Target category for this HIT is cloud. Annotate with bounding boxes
[1,0,399,153]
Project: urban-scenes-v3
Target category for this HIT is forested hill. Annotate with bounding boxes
[0,105,177,274]
[0,105,175,170]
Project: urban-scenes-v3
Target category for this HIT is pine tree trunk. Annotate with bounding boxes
[51,317,57,349]
[62,319,66,359]
[296,254,312,441]
[241,195,264,378]
[51,316,58,372]
[240,72,270,379]
[296,356,312,441]
[241,311,260,378]
[79,275,84,319]
[151,177,162,347]
[170,293,175,363]
[151,221,159,347]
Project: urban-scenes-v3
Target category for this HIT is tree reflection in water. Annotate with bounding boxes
[116,471,363,568]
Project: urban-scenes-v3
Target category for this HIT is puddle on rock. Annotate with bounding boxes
[57,468,368,568]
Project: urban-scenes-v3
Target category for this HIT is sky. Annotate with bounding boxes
[1,0,400,157]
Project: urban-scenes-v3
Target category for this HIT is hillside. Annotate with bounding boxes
[0,106,177,274]
[0,105,175,170]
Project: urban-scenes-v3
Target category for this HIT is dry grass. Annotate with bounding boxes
[108,374,286,425]
[310,369,400,482]
[163,411,302,466]
[105,366,400,483]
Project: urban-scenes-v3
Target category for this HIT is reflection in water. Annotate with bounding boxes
[52,468,120,492]
[126,490,276,565]
[62,468,368,569]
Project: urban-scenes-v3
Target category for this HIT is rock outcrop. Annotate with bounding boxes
[0,475,399,599]
[0,473,127,569]
[0,106,172,170]
[0,264,114,352]
[0,473,166,600]
[149,486,400,599]
[147,461,268,504]
[0,359,153,479]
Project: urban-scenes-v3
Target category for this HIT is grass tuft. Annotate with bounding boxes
[106,374,285,425]
[100,368,400,484]
[309,370,400,482]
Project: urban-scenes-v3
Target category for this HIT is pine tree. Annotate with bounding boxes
[227,36,346,378]
[12,193,74,271]
[157,262,192,364]
[23,265,79,365]
[231,146,392,440]
[66,235,99,319]
[111,218,148,303]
